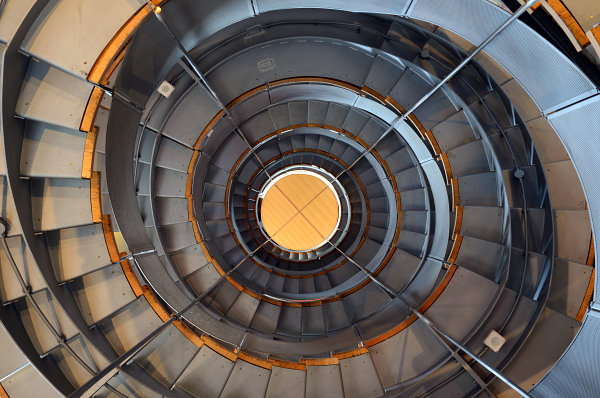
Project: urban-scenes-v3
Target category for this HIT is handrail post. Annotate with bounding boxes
[413,309,534,398]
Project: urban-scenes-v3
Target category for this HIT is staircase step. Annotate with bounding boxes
[306,364,344,398]
[446,139,490,177]
[0,235,46,302]
[134,324,200,387]
[1,363,63,398]
[0,322,28,379]
[266,366,306,398]
[339,353,384,398]
[161,85,221,148]
[155,167,187,198]
[225,291,260,327]
[22,0,145,77]
[220,359,270,398]
[302,305,326,336]
[18,289,79,354]
[455,236,504,280]
[16,60,92,130]
[31,178,93,232]
[170,243,209,278]
[98,295,162,353]
[46,223,112,282]
[186,263,221,296]
[21,121,86,178]
[546,258,593,319]
[161,222,197,253]
[176,345,235,397]
[0,0,36,43]
[156,198,189,226]
[431,109,478,152]
[156,138,194,173]
[0,176,23,236]
[70,261,137,324]
[251,300,282,334]
[370,318,447,388]
[460,206,504,243]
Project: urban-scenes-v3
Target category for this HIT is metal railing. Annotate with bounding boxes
[87,0,553,396]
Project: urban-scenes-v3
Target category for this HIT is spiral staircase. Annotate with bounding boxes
[0,0,599,397]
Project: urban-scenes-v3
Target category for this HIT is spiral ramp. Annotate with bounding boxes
[0,1,599,397]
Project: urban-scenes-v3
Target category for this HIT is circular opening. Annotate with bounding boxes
[259,170,341,252]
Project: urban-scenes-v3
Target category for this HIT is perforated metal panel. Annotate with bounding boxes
[255,0,409,15]
[548,95,600,301]
[532,315,600,397]
[408,0,597,112]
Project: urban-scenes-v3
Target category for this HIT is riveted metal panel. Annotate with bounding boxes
[446,140,490,177]
[553,210,592,264]
[458,172,498,207]
[0,235,46,302]
[265,366,306,398]
[395,166,424,191]
[386,147,415,174]
[544,160,587,210]
[135,324,200,387]
[156,138,194,173]
[46,223,111,281]
[339,353,384,398]
[532,315,600,397]
[161,222,197,253]
[455,236,503,280]
[251,300,282,334]
[400,188,427,211]
[431,110,477,152]
[426,267,498,341]
[220,359,270,398]
[52,334,107,388]
[186,264,221,296]
[276,305,302,335]
[460,206,503,243]
[177,345,235,398]
[20,121,86,178]
[0,0,36,43]
[302,305,326,335]
[15,61,92,130]
[2,364,63,398]
[547,96,600,300]
[0,323,28,379]
[99,296,162,353]
[22,0,145,77]
[306,364,344,398]
[388,68,432,110]
[492,307,580,395]
[162,85,221,148]
[412,90,458,131]
[370,318,447,387]
[71,263,136,324]
[547,258,592,319]
[226,291,260,327]
[18,289,79,354]
[155,167,188,199]
[156,198,188,226]
[31,178,93,232]
[171,243,209,277]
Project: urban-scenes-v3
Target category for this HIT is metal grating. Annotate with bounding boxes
[408,0,597,112]
[548,95,600,302]
[532,315,600,397]
[255,0,409,15]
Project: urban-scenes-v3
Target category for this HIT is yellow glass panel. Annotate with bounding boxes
[261,173,339,251]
